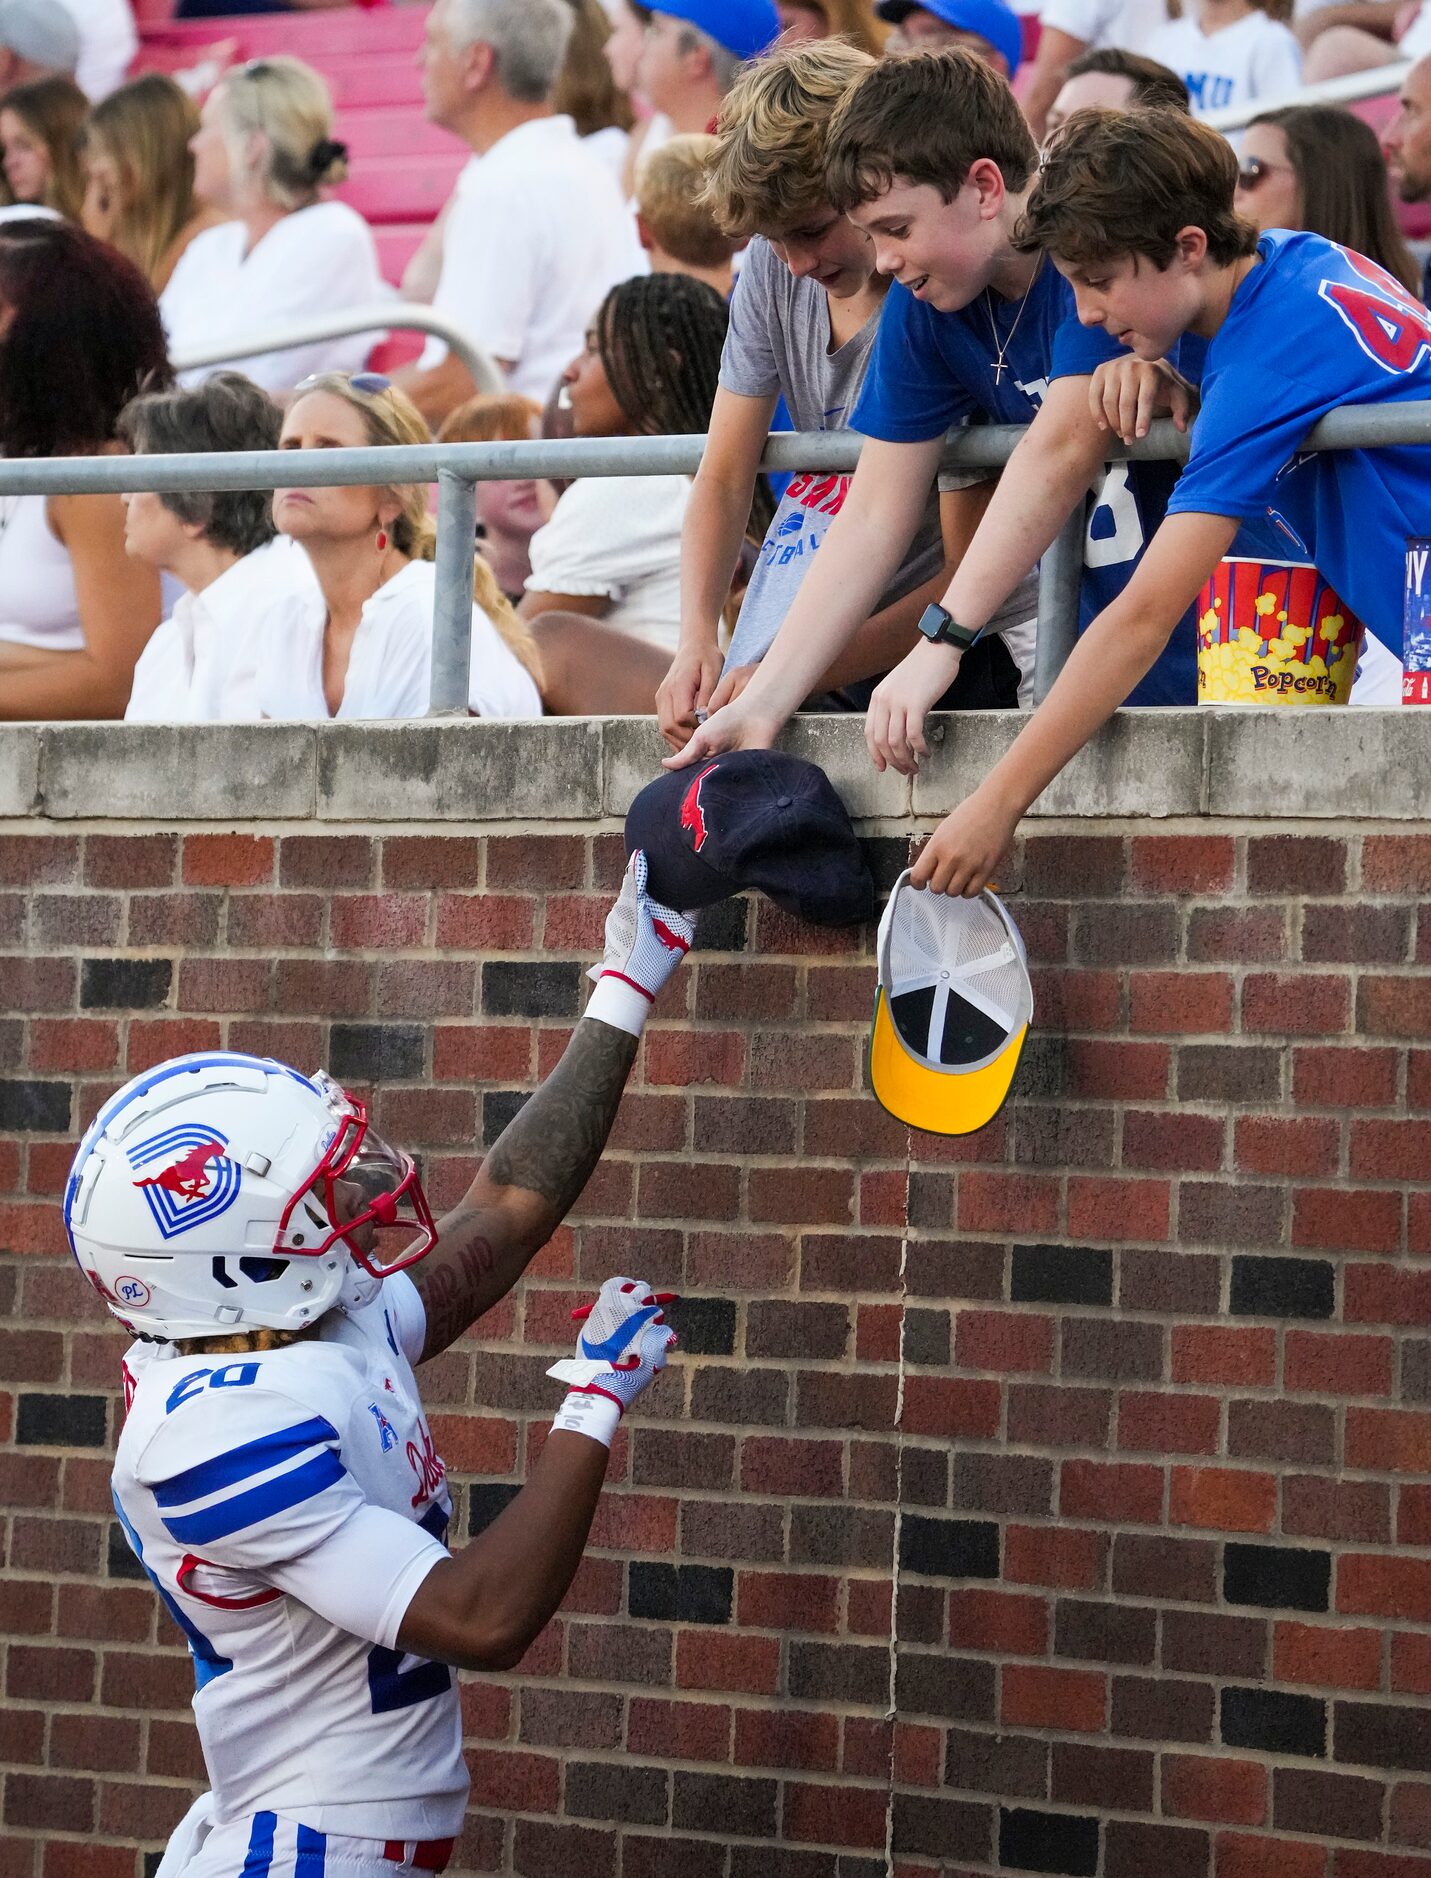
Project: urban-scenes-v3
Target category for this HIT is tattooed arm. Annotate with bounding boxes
[408,1018,639,1363]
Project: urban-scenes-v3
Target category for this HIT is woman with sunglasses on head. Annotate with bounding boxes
[160,56,386,396]
[259,371,543,721]
[1233,103,1420,296]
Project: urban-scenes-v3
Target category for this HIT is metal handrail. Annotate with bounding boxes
[1202,56,1410,131]
[6,402,1430,714]
[170,301,506,397]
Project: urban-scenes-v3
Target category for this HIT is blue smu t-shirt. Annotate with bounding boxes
[1167,230,1431,656]
[851,260,1195,706]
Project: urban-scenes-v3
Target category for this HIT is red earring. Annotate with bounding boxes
[376,529,388,551]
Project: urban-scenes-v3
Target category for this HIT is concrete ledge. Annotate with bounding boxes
[0,709,1418,826]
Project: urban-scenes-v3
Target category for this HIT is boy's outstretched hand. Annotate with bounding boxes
[909,781,1020,897]
[662,690,783,770]
[865,639,963,776]
[1089,357,1198,445]
[656,644,726,750]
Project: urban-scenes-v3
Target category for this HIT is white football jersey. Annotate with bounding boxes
[112,1273,468,1841]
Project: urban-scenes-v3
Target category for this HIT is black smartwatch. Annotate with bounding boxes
[916,602,982,651]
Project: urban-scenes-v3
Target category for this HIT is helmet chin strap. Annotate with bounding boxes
[338,1254,382,1312]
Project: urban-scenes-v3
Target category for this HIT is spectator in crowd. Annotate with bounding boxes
[657,40,954,748]
[436,389,556,604]
[399,0,645,423]
[59,0,137,99]
[0,0,79,91]
[81,72,223,292]
[1044,45,1189,134]
[555,0,634,180]
[0,73,85,215]
[1021,0,1178,138]
[877,0,1023,74]
[636,132,738,294]
[119,372,320,720]
[1144,0,1301,115]
[604,0,671,196]
[0,218,165,717]
[775,0,887,50]
[160,56,386,395]
[635,1,781,138]
[523,272,762,713]
[1299,0,1430,80]
[1235,102,1420,293]
[1381,51,1431,301]
[262,371,543,720]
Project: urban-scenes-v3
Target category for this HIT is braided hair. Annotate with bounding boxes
[596,272,775,542]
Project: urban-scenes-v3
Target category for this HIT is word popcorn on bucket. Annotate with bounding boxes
[1197,559,1365,706]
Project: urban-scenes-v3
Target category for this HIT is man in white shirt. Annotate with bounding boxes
[397,0,646,423]
[1381,53,1431,305]
[0,0,79,89]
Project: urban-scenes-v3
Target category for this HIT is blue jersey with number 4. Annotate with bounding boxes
[112,1273,467,1840]
[851,265,1197,705]
[1167,230,1431,656]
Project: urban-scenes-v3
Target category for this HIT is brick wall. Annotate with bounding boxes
[1,718,1429,1878]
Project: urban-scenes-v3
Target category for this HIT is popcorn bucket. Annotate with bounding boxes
[1197,559,1364,706]
[1405,538,1431,705]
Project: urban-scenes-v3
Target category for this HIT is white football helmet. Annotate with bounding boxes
[65,1052,438,1342]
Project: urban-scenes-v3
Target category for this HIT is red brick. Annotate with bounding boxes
[1333,1857,1431,1878]
[733,1710,839,1774]
[432,1022,532,1083]
[1242,974,1349,1036]
[1294,1187,1402,1254]
[1235,1116,1341,1178]
[1295,1046,1399,1110]
[28,1018,118,1074]
[585,1493,677,1555]
[948,1588,1049,1656]
[748,1165,854,1226]
[1023,834,1126,896]
[48,1712,140,1774]
[1363,834,1431,891]
[626,1697,731,1762]
[1391,1781,1431,1849]
[182,833,274,886]
[886,1720,939,1785]
[1274,1621,1382,1692]
[1186,907,1289,963]
[676,1631,780,1696]
[435,893,536,949]
[1060,1459,1164,1525]
[782,1778,887,1848]
[1002,1663,1106,1732]
[178,957,270,1012]
[1346,1264,1431,1326]
[278,835,374,888]
[957,1171,1060,1236]
[1130,835,1235,893]
[1216,1831,1328,1877]
[1067,1175,1170,1241]
[1172,1326,1276,1388]
[1351,1120,1431,1182]
[955,1309,1054,1375]
[1399,1487,1431,1548]
[1340,1556,1431,1621]
[1164,1755,1267,1825]
[1285,1332,1394,1398]
[379,835,483,889]
[1065,1039,1170,1100]
[466,1745,559,1814]
[1004,1524,1107,1591]
[1029,966,1121,1030]
[740,1438,843,1499]
[1122,1109,1224,1173]
[736,1571,840,1634]
[1117,1391,1220,1456]
[1360,975,1431,1040]
[643,1027,746,1087]
[5,1773,96,1832]
[1391,1634,1431,1696]
[486,835,588,890]
[1171,1467,1277,1534]
[1248,834,1346,894]
[1129,971,1233,1034]
[1347,1408,1431,1474]
[903,1376,1002,1439]
[83,833,173,888]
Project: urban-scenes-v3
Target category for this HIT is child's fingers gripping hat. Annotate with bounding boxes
[869,870,1033,1135]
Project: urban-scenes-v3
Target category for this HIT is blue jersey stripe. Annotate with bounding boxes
[242,1811,277,1876]
[160,1448,346,1545]
[294,1825,326,1875]
[111,1488,232,1690]
[153,1416,340,1509]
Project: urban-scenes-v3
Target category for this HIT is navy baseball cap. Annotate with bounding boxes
[625,751,875,928]
[876,0,1023,77]
[650,0,782,61]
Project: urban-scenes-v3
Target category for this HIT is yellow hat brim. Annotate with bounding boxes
[868,986,1026,1136]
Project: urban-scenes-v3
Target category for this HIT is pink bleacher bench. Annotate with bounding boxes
[137,4,427,53]
[334,150,463,223]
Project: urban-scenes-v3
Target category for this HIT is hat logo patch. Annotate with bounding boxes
[127,1123,241,1240]
[680,762,719,853]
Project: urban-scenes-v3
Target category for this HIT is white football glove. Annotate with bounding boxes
[548,1275,678,1447]
[584,850,694,1037]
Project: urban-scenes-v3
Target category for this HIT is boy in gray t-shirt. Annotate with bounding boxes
[657,38,1033,749]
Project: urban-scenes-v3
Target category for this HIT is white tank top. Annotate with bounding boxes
[0,493,83,653]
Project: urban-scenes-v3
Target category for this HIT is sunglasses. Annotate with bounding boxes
[1236,155,1294,190]
[293,371,393,396]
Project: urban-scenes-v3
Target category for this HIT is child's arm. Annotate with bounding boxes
[657,385,777,748]
[663,430,946,768]
[908,510,1240,897]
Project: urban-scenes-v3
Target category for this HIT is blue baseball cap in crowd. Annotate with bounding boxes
[624,751,875,928]
[876,0,1023,78]
[649,0,782,61]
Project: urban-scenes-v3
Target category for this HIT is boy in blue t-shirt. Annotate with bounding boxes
[887,105,1431,897]
[668,48,1196,773]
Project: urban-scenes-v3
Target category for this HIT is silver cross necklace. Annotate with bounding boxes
[984,255,1043,385]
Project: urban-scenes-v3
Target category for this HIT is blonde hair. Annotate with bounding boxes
[0,76,87,219]
[215,57,347,213]
[85,74,204,290]
[637,134,738,270]
[296,373,544,694]
[702,38,877,238]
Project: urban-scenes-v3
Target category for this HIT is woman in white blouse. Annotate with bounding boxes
[160,57,387,396]
[261,371,543,722]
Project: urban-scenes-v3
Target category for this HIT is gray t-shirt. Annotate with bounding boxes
[720,237,946,670]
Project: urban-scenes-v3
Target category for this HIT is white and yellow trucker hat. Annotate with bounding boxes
[869,869,1034,1135]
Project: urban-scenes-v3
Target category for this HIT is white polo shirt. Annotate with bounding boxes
[161,202,389,394]
[256,557,543,720]
[420,114,647,400]
[125,538,319,722]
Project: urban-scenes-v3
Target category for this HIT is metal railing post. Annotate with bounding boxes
[429,470,478,717]
[1034,506,1085,705]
